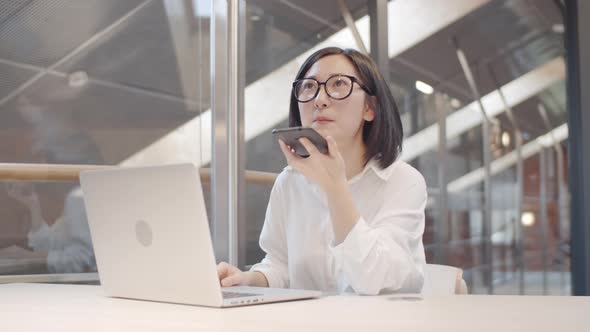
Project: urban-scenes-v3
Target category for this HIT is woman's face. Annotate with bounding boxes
[298,54,374,144]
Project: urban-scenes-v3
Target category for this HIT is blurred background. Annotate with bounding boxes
[0,0,576,295]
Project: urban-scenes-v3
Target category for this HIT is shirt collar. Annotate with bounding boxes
[283,157,396,184]
[348,157,395,184]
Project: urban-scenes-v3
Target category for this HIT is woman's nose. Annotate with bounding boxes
[314,84,330,109]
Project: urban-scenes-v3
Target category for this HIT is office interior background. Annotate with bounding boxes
[1,0,589,296]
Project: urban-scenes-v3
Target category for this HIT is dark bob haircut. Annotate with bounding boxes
[288,47,403,169]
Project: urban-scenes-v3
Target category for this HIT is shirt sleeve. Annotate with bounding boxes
[329,177,427,295]
[28,220,67,252]
[249,175,290,288]
[28,188,96,273]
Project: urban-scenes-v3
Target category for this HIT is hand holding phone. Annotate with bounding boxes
[271,127,328,158]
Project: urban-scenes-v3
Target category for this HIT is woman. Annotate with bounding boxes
[217,47,427,295]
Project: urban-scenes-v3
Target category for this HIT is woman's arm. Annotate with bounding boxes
[217,174,290,288]
[279,137,426,294]
[330,179,427,295]
[248,174,290,288]
[324,180,360,244]
[217,262,269,287]
[278,137,361,243]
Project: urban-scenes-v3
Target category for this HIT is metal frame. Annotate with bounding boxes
[538,103,568,294]
[452,38,495,294]
[210,0,229,264]
[539,147,550,295]
[565,0,590,296]
[210,0,245,266]
[0,57,204,109]
[232,0,247,269]
[434,93,449,264]
[337,0,367,54]
[210,0,245,265]
[489,66,526,294]
[368,0,389,77]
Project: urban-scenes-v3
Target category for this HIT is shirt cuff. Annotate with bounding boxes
[329,217,375,266]
[249,263,284,289]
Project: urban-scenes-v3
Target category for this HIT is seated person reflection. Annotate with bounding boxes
[2,183,95,274]
[0,134,100,274]
[217,47,427,295]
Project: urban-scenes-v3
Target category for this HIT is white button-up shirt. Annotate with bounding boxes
[250,159,427,295]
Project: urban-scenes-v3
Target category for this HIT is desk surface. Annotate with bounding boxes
[0,283,588,331]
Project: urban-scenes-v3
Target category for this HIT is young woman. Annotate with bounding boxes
[217,47,427,295]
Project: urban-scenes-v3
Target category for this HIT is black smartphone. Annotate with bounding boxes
[271,127,329,158]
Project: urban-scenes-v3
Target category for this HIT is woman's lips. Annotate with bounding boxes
[314,117,333,124]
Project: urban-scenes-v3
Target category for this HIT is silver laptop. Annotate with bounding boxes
[79,163,321,307]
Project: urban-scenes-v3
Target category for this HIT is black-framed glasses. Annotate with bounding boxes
[292,74,373,103]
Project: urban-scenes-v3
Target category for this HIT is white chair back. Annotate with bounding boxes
[422,264,466,296]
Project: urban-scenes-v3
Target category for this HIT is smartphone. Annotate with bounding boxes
[271,127,329,158]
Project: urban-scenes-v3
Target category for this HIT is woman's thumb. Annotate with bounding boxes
[326,136,338,157]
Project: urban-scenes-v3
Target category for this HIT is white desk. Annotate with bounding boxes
[0,283,588,331]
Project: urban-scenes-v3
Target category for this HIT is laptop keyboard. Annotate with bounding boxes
[222,291,261,299]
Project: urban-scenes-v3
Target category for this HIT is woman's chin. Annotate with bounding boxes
[314,128,332,138]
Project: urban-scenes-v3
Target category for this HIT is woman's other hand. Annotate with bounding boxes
[216,262,269,287]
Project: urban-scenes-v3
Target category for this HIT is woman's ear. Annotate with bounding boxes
[363,96,376,122]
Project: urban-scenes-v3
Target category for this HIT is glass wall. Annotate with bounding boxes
[0,0,571,295]
[0,0,212,281]
[241,0,569,295]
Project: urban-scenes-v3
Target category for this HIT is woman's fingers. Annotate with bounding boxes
[278,140,294,161]
[217,262,244,287]
[217,261,232,280]
[221,273,242,287]
[325,136,339,158]
[298,137,319,157]
[278,140,304,170]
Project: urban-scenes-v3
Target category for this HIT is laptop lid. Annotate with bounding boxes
[80,164,223,307]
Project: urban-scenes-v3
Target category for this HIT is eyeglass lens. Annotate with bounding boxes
[294,75,353,102]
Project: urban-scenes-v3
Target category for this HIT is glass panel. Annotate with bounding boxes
[0,0,212,279]
[390,1,568,295]
[241,0,569,296]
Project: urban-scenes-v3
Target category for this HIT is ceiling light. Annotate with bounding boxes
[552,24,564,33]
[68,71,88,87]
[415,80,433,95]
[450,98,462,108]
[250,15,261,21]
[501,131,511,147]
[521,212,535,227]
